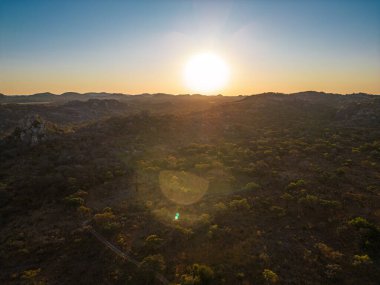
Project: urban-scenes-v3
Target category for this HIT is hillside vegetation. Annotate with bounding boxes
[0,92,379,284]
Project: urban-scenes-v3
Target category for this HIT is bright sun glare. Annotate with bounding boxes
[184,52,230,94]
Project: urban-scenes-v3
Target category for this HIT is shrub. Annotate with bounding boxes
[348,217,372,229]
[319,199,342,209]
[214,202,227,212]
[270,206,286,217]
[175,225,194,240]
[63,196,84,207]
[315,243,343,260]
[182,264,214,285]
[325,264,342,280]
[198,213,211,226]
[180,274,200,285]
[348,217,380,260]
[236,272,245,280]
[94,211,116,224]
[352,254,372,266]
[229,198,250,211]
[77,205,91,217]
[195,264,214,282]
[140,254,166,273]
[262,269,279,283]
[298,195,318,207]
[281,193,293,201]
[93,210,120,232]
[299,195,341,210]
[145,234,163,249]
[74,190,88,198]
[242,182,260,191]
[21,268,41,280]
[286,179,306,190]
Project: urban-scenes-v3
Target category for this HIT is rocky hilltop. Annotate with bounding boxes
[11,115,61,146]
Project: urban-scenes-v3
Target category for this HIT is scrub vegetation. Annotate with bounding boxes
[0,92,379,284]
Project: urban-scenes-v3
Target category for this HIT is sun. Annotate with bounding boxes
[184,52,230,94]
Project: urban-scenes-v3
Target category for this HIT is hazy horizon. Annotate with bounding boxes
[1,90,380,97]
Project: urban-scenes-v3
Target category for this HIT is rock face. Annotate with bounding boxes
[14,115,49,146]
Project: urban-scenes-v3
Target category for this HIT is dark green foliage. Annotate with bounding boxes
[180,264,214,285]
[349,217,380,260]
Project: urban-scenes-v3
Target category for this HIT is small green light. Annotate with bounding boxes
[175,212,180,220]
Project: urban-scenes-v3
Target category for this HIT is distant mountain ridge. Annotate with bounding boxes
[0,92,131,103]
[1,91,378,97]
[0,90,378,105]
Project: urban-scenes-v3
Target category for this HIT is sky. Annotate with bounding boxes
[1,0,380,95]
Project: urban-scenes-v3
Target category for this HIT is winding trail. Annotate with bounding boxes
[88,227,140,267]
[85,223,169,284]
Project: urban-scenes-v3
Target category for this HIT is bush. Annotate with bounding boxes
[281,192,293,201]
[145,234,163,249]
[180,274,200,285]
[181,264,214,285]
[214,202,227,212]
[198,213,211,226]
[298,195,318,207]
[193,264,214,284]
[299,195,341,210]
[348,217,380,259]
[325,264,342,280]
[315,243,343,260]
[352,254,372,266]
[348,217,372,229]
[229,198,250,211]
[93,210,120,232]
[94,211,116,224]
[63,196,84,207]
[77,205,91,217]
[262,269,279,283]
[270,206,286,217]
[21,268,41,280]
[74,190,88,198]
[207,224,220,239]
[319,199,342,209]
[140,254,166,273]
[286,179,306,190]
[242,182,260,191]
[175,225,194,240]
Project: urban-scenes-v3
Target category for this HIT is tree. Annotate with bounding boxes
[180,264,214,285]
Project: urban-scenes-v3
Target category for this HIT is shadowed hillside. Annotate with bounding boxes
[0,92,379,285]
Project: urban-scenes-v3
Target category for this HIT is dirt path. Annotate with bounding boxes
[86,224,169,284]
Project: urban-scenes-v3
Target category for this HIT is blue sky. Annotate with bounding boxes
[1,0,379,95]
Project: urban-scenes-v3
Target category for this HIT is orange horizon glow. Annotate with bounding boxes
[2,50,379,96]
[2,49,380,96]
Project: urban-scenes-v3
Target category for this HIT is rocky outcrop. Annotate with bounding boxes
[12,115,60,146]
